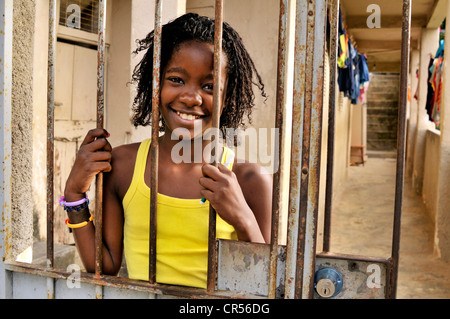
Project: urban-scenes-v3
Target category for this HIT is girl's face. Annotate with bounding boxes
[160,40,228,140]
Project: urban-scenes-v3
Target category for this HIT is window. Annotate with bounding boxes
[59,0,99,34]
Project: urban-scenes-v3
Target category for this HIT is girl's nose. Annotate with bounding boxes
[179,88,202,107]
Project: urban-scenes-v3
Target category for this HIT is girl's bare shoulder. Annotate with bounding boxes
[232,160,272,194]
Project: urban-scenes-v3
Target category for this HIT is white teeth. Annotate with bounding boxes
[177,111,200,120]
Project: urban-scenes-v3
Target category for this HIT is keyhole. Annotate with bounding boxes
[323,287,329,295]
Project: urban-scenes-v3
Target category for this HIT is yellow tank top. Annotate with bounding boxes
[122,139,237,288]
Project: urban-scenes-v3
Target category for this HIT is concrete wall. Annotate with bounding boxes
[422,129,440,226]
[434,1,450,261]
[412,28,439,195]
[406,13,450,261]
[12,0,35,262]
[406,49,420,178]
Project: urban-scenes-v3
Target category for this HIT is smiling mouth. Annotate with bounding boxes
[175,110,204,120]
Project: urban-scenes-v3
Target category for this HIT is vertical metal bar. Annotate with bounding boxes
[207,0,224,293]
[390,0,411,299]
[268,0,288,299]
[94,0,107,299]
[0,0,13,299]
[46,0,57,300]
[293,0,316,299]
[47,0,57,272]
[297,0,326,299]
[149,0,162,285]
[284,0,308,299]
[323,0,339,253]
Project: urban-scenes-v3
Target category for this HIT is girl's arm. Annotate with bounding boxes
[199,162,272,243]
[64,128,123,275]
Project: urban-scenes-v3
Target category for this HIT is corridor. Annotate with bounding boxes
[329,156,450,299]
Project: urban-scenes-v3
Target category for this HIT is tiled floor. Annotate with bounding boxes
[330,156,450,299]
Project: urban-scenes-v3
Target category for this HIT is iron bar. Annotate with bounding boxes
[47,0,57,272]
[284,0,308,299]
[323,0,340,253]
[390,0,411,299]
[149,0,162,285]
[5,260,263,299]
[94,1,107,286]
[296,0,326,299]
[207,0,224,293]
[268,0,288,299]
[46,0,57,300]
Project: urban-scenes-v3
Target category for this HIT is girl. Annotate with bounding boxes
[62,13,272,289]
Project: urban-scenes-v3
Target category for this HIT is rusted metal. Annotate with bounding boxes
[216,239,390,299]
[46,0,57,300]
[390,0,411,299]
[268,0,288,300]
[5,260,260,299]
[149,0,162,285]
[206,0,224,293]
[94,0,107,283]
[47,0,57,271]
[323,0,340,253]
[284,0,308,299]
[286,0,326,299]
[297,0,326,299]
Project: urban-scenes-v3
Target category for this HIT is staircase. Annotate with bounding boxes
[366,73,400,152]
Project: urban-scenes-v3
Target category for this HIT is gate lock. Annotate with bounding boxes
[314,268,343,298]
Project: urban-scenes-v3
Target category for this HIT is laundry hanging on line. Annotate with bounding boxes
[335,8,370,105]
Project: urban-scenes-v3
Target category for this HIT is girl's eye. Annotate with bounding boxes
[203,83,213,91]
[168,77,184,85]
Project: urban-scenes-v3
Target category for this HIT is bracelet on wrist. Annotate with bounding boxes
[59,195,89,212]
[65,215,93,229]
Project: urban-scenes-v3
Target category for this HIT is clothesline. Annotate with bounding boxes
[333,8,370,105]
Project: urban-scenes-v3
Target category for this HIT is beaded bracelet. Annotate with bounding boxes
[65,215,94,229]
[59,195,90,212]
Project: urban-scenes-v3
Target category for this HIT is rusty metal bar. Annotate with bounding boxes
[323,0,340,253]
[293,0,326,299]
[207,0,224,293]
[94,1,107,288]
[390,0,411,299]
[149,0,162,285]
[5,260,264,299]
[284,0,308,299]
[47,0,57,272]
[46,0,57,300]
[268,0,288,299]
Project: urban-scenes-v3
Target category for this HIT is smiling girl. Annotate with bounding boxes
[62,13,272,289]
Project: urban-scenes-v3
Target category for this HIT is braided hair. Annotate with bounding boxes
[130,13,266,136]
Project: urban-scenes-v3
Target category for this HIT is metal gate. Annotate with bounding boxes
[0,0,411,299]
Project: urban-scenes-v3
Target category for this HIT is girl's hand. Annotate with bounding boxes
[64,128,112,201]
[200,163,263,242]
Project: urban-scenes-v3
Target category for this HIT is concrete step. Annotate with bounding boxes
[367,138,397,151]
[368,123,398,132]
[367,107,399,116]
[367,102,398,108]
[367,115,398,126]
[32,241,129,277]
[368,131,397,140]
[32,241,82,270]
